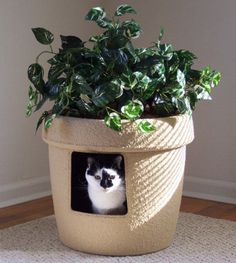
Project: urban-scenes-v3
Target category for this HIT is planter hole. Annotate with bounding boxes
[71,152,127,215]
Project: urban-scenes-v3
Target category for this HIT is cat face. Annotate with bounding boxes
[85,156,124,193]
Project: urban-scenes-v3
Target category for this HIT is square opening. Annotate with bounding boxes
[71,152,127,215]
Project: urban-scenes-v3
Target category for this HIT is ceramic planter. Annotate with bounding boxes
[42,114,194,256]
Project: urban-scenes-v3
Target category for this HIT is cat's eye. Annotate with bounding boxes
[110,175,115,180]
[94,175,101,180]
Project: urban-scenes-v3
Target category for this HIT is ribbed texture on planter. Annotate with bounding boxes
[42,115,194,256]
[43,115,193,152]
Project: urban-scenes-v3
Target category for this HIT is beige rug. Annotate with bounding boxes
[0,212,235,263]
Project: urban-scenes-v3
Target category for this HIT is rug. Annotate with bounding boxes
[0,212,235,263]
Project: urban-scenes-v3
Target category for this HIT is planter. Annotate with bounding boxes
[42,114,194,256]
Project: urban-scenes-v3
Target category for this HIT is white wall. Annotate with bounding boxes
[0,0,235,207]
[0,0,102,207]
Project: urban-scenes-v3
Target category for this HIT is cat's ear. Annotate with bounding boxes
[112,155,123,170]
[87,157,98,168]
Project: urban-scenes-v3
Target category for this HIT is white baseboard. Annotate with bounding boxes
[0,175,235,208]
[183,176,236,204]
[0,176,51,208]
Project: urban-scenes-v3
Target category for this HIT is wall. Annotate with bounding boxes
[0,0,102,207]
[0,0,235,207]
[105,0,236,203]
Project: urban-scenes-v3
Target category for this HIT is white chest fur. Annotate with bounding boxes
[87,185,126,214]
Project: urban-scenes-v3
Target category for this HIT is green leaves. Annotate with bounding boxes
[121,100,144,120]
[28,63,45,93]
[164,83,185,98]
[101,48,128,67]
[26,103,33,117]
[106,34,129,49]
[121,71,158,100]
[132,71,152,97]
[176,69,186,88]
[120,71,138,88]
[44,114,56,129]
[154,95,176,117]
[34,95,48,112]
[92,81,123,107]
[85,7,106,21]
[212,72,221,87]
[158,27,164,42]
[73,74,93,95]
[156,27,165,48]
[138,120,156,133]
[104,112,122,131]
[43,79,64,98]
[115,4,136,16]
[36,111,49,132]
[172,97,191,114]
[74,99,96,117]
[193,85,212,100]
[85,7,113,29]
[47,53,67,85]
[142,78,160,100]
[60,35,84,49]
[133,71,151,85]
[162,69,186,99]
[200,66,221,93]
[176,50,197,65]
[32,28,54,45]
[48,64,64,82]
[26,85,39,117]
[27,5,221,133]
[122,20,141,38]
[176,50,197,72]
[156,43,173,60]
[96,17,112,29]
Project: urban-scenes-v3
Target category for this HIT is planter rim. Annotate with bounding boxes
[42,114,194,152]
[46,114,185,123]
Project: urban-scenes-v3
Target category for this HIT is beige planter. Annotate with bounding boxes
[42,114,194,256]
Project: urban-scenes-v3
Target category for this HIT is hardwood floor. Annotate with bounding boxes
[180,197,236,220]
[0,196,54,229]
[0,196,236,229]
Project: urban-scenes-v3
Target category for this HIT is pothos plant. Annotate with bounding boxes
[26,4,221,133]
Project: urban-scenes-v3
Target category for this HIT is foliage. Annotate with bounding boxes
[26,4,221,132]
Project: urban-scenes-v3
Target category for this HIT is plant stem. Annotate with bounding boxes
[106,106,127,118]
[36,50,56,64]
[49,44,54,53]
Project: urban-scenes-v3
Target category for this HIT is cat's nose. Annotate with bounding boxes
[100,180,107,189]
[100,179,112,189]
[106,180,113,188]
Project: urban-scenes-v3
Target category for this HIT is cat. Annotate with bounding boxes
[85,155,127,215]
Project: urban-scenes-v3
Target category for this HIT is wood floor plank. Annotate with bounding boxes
[0,196,53,229]
[196,202,235,219]
[0,196,53,216]
[180,196,216,213]
[220,207,236,221]
[0,195,235,230]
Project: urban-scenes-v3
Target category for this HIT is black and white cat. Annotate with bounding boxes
[85,155,127,215]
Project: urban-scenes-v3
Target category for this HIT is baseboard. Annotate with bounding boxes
[0,176,51,208]
[183,176,236,204]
